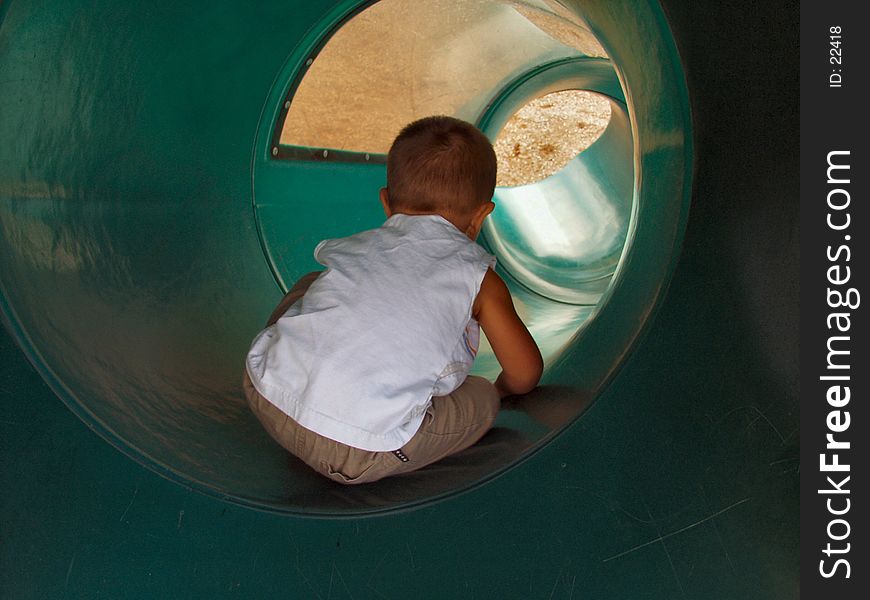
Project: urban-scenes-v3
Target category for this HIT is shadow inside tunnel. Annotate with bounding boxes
[272,385,596,514]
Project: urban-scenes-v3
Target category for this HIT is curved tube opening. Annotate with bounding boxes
[0,0,692,516]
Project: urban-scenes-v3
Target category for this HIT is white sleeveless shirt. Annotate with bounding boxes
[245,214,496,451]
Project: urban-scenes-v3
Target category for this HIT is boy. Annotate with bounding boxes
[244,116,542,485]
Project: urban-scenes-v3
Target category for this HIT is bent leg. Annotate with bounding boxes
[244,370,386,485]
[384,375,500,478]
[243,370,297,454]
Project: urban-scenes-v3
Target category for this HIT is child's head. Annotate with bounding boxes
[383,116,497,227]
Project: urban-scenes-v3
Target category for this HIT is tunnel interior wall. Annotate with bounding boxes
[0,0,798,596]
[1,0,693,513]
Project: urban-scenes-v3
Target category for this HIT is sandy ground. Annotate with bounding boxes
[279,0,611,186]
[493,90,610,186]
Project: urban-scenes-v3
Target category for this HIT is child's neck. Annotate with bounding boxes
[391,210,475,240]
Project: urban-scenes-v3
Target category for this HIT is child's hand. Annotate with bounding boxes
[474,269,543,397]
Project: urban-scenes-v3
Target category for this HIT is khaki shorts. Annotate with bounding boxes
[244,372,499,485]
[243,272,500,485]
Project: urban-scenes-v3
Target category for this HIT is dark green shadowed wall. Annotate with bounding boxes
[1,0,797,597]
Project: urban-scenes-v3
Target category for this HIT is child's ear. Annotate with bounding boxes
[474,201,495,227]
[379,187,393,217]
[467,201,495,239]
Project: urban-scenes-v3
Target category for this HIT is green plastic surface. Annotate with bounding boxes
[1,0,694,514]
[0,0,797,596]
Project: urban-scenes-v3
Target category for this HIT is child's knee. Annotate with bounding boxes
[464,375,500,425]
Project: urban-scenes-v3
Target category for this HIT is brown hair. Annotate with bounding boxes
[386,116,497,216]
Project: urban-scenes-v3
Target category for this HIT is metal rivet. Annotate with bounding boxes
[305,58,313,66]
[322,149,328,158]
[271,147,278,156]
[365,153,370,161]
[284,100,290,109]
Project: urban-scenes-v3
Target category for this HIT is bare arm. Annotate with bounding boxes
[473,269,543,397]
[266,291,299,327]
